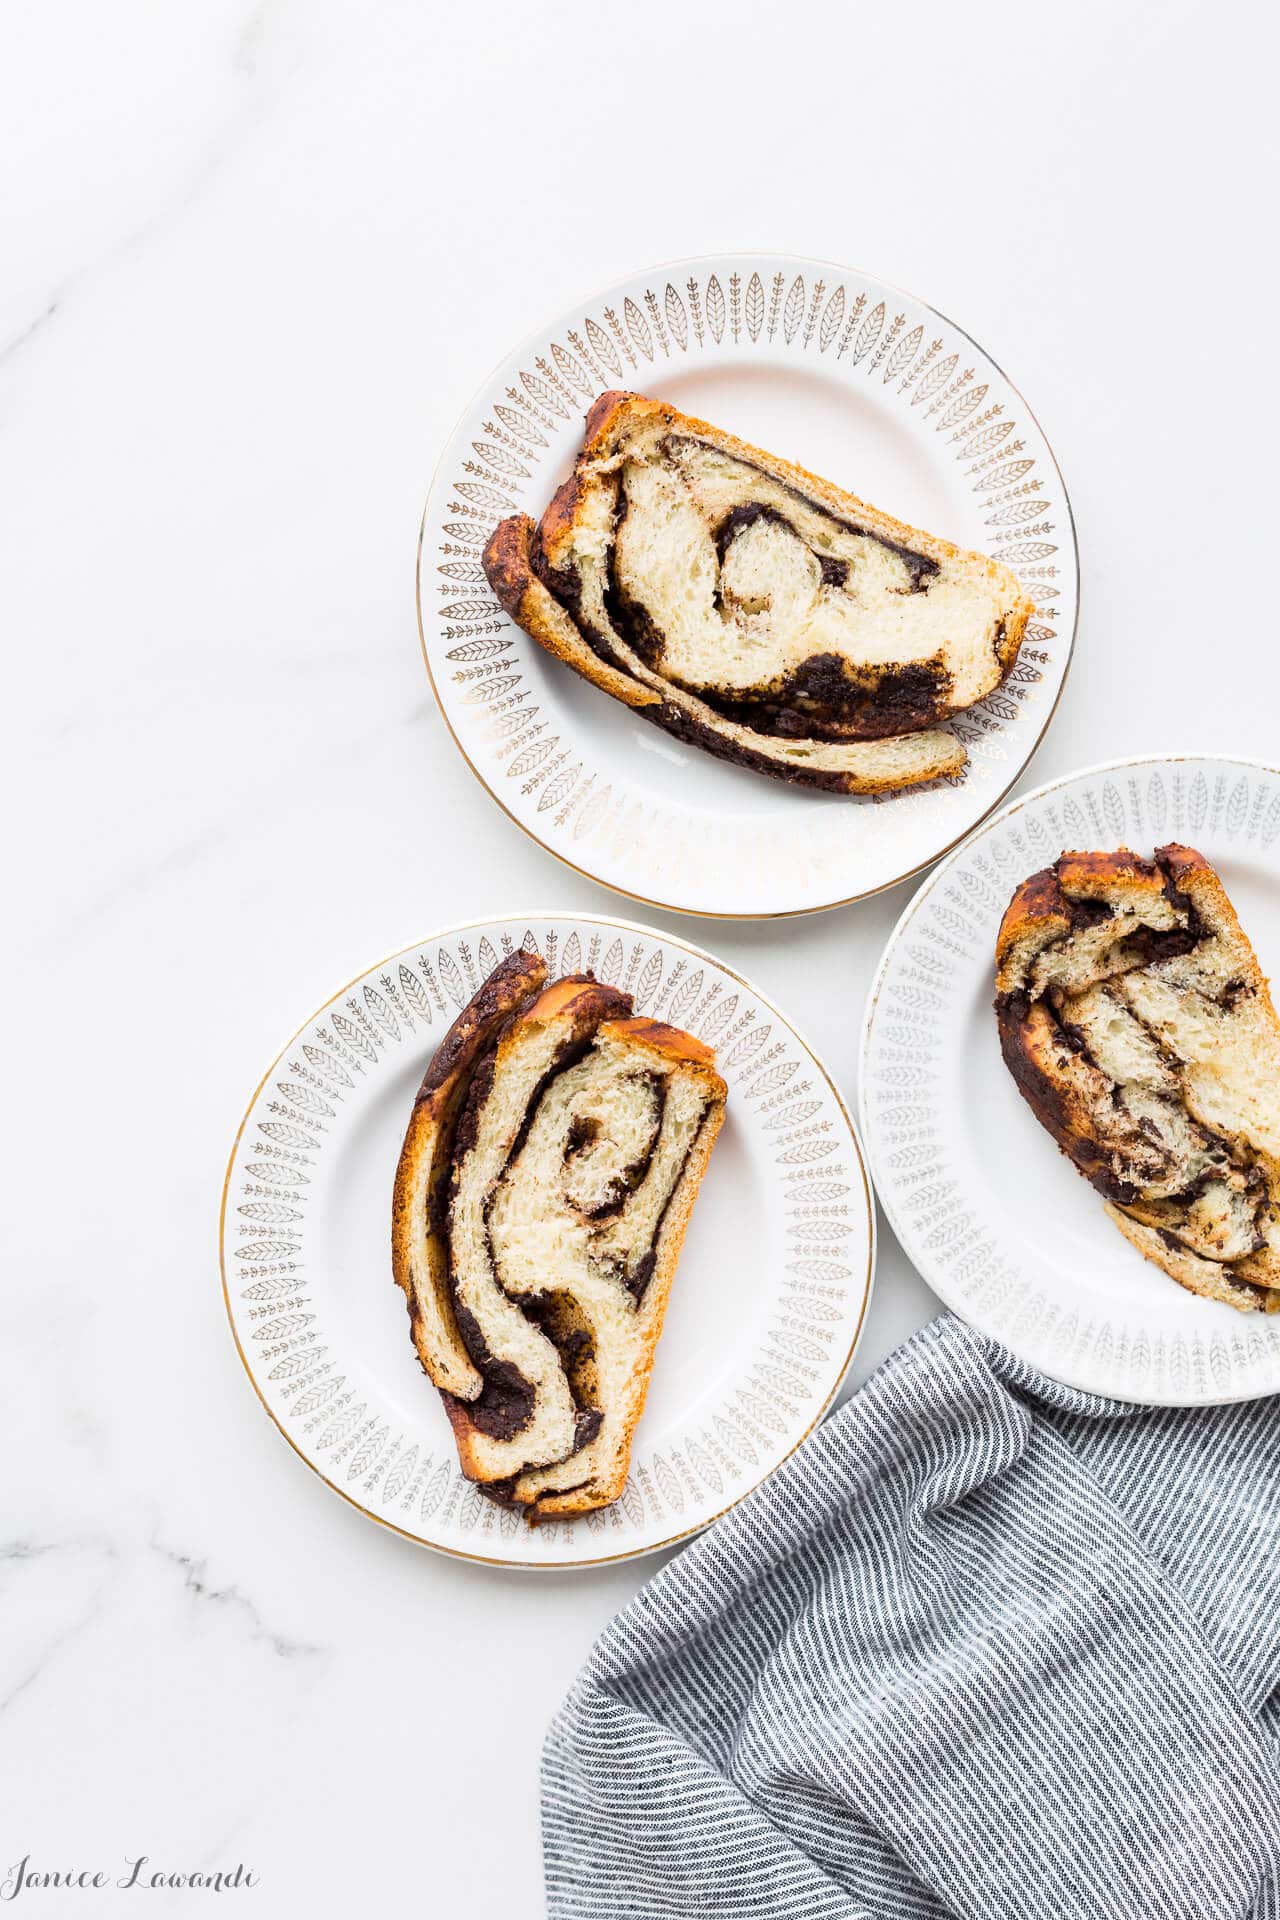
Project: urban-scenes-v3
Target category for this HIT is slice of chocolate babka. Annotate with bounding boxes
[483,391,1034,795]
[995,845,1280,1312]
[392,949,726,1517]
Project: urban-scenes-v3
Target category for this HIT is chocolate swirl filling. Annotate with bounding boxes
[419,971,722,1508]
[995,847,1280,1311]
[482,392,1034,797]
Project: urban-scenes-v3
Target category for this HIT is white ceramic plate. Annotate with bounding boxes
[222,913,874,1567]
[417,252,1077,919]
[861,753,1280,1405]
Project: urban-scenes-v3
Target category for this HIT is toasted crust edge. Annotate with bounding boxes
[994,995,1127,1202]
[994,849,1177,989]
[1105,1207,1279,1314]
[482,514,657,711]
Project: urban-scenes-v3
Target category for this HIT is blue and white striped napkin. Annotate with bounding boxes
[544,1315,1280,1919]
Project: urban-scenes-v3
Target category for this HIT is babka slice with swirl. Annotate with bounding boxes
[483,391,1034,795]
[392,950,726,1518]
[995,846,1280,1312]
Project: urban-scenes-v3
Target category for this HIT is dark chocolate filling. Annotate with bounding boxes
[446,1026,600,1443]
[447,1006,682,1464]
[531,502,944,789]
[593,447,953,743]
[1068,897,1115,931]
[666,435,940,588]
[476,1476,520,1509]
[998,856,1269,1258]
[519,1290,603,1448]
[699,656,952,743]
[441,1305,536,1443]
[1123,924,1202,965]
[623,1102,716,1302]
[713,500,793,567]
[600,480,666,669]
[564,1114,601,1159]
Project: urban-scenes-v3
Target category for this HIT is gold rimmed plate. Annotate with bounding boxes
[861,753,1280,1405]
[416,252,1077,919]
[221,912,875,1568]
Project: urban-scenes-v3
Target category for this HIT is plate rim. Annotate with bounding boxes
[414,248,1081,922]
[859,748,1280,1406]
[220,908,878,1568]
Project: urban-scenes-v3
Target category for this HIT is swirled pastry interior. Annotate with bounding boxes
[483,391,1034,795]
[995,845,1280,1312]
[392,949,726,1517]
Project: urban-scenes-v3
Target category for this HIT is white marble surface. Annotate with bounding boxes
[6,0,1279,1910]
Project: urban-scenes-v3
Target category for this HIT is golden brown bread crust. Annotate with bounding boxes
[481,514,659,711]
[482,510,539,621]
[601,1013,721,1073]
[997,995,1129,1200]
[995,845,1280,1311]
[536,466,595,575]
[391,947,547,1398]
[994,849,1170,980]
[518,974,633,1026]
[1105,1207,1280,1314]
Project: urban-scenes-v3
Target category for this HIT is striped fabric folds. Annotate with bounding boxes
[543,1316,1280,1919]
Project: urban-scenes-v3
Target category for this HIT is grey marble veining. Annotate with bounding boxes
[6,0,1279,1911]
